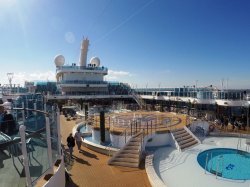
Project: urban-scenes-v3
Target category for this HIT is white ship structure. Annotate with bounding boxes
[1,37,250,187]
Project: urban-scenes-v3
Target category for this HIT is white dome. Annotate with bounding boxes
[54,55,65,66]
[90,57,100,67]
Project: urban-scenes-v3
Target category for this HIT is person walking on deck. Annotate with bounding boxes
[74,129,83,152]
[67,133,75,159]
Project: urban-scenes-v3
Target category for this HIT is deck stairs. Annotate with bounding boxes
[108,131,144,168]
[131,92,146,110]
[171,127,199,151]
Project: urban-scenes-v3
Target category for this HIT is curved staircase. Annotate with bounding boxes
[108,132,144,168]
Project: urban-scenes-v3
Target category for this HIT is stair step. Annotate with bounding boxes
[116,153,139,159]
[121,150,139,154]
[123,146,140,150]
[172,129,187,136]
[129,139,141,143]
[174,132,189,139]
[180,140,198,150]
[132,136,142,141]
[127,142,140,146]
[175,135,193,142]
[112,157,138,163]
[171,128,185,133]
[109,161,139,168]
[178,137,196,145]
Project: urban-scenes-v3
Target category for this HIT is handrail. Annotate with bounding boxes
[12,107,49,116]
[131,92,146,109]
[237,132,242,149]
[205,153,209,174]
[0,127,46,148]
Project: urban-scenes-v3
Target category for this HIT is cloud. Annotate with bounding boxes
[106,70,132,80]
[1,71,56,86]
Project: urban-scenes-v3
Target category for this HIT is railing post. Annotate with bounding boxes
[151,120,152,135]
[109,116,111,129]
[44,103,47,113]
[57,111,62,157]
[52,106,55,122]
[19,125,32,187]
[34,103,37,130]
[45,117,54,174]
[130,122,132,136]
[22,102,25,123]
[147,121,148,135]
[125,130,127,143]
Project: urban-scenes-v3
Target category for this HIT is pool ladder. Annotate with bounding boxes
[205,153,224,178]
[237,133,242,150]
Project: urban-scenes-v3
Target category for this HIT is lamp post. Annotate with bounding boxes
[7,73,14,93]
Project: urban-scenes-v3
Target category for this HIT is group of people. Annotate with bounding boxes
[66,128,83,159]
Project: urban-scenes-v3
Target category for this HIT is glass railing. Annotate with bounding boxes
[58,80,108,85]
[56,65,108,72]
[27,129,50,184]
[0,101,61,186]
[0,132,27,187]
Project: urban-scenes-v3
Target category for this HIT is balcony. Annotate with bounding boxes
[56,65,108,75]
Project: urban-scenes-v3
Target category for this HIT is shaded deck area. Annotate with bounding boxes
[60,115,151,187]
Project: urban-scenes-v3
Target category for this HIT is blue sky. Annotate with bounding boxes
[0,0,250,89]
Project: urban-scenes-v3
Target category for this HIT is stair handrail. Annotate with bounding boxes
[131,91,145,110]
[204,153,209,174]
[107,122,131,157]
[170,130,181,151]
[184,126,201,144]
[138,129,145,154]
[237,132,242,150]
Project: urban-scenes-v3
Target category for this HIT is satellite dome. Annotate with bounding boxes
[90,57,100,67]
[54,55,65,66]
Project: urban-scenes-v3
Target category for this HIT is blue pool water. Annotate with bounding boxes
[80,125,87,133]
[84,136,111,146]
[197,148,250,180]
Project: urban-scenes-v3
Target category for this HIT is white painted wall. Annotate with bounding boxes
[43,159,65,187]
[110,133,132,148]
[144,133,172,147]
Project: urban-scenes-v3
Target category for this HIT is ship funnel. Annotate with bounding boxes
[79,38,89,66]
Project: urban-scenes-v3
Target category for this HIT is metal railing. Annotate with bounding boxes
[0,105,62,187]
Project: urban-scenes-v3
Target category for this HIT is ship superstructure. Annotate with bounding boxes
[55,38,109,96]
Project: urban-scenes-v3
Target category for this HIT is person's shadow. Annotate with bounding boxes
[79,149,99,160]
[73,155,91,166]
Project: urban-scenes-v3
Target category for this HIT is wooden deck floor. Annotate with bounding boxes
[60,115,151,187]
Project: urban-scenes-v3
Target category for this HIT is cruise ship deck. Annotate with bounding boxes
[60,115,151,187]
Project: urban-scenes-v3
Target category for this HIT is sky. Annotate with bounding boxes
[0,0,250,89]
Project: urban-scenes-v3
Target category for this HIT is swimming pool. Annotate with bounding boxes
[80,125,87,133]
[197,148,250,180]
[84,136,111,146]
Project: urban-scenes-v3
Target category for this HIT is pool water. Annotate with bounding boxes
[84,136,111,146]
[80,125,87,133]
[197,148,250,180]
